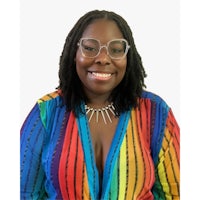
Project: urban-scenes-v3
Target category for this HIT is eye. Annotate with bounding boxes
[110,48,124,54]
[83,44,97,52]
[109,45,124,56]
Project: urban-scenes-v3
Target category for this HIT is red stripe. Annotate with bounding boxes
[59,112,75,199]
[59,112,85,199]
[66,118,78,200]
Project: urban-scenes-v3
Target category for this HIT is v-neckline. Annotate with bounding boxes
[76,104,130,199]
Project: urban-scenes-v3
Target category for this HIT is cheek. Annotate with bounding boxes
[117,60,127,84]
[75,51,93,81]
[75,51,84,66]
[122,60,127,72]
[75,50,91,69]
[116,59,127,76]
[75,52,86,76]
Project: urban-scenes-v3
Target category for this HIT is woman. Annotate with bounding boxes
[20,10,180,199]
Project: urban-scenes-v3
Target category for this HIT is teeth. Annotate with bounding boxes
[92,72,111,78]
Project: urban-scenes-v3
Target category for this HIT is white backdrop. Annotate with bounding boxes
[20,0,180,125]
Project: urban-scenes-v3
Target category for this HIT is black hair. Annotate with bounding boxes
[58,10,147,116]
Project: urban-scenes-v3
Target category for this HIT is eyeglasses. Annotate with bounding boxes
[78,38,130,60]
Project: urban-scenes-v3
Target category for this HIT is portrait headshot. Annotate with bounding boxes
[20,0,180,199]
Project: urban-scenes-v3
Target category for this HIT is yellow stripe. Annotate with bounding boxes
[158,148,172,199]
[118,137,127,199]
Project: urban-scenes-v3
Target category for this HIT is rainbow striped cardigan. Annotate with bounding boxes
[20,90,180,200]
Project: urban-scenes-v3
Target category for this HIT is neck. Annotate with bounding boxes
[85,93,112,107]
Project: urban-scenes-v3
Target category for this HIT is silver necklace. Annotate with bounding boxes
[85,103,116,124]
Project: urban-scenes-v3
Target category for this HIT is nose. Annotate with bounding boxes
[95,46,111,65]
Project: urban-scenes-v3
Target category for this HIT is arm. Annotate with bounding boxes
[20,103,47,199]
[153,109,180,199]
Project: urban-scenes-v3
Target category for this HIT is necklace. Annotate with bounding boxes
[85,102,116,124]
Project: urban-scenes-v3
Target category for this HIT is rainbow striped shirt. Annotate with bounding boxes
[20,90,180,200]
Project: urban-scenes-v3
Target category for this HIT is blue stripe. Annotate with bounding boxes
[150,101,169,165]
[20,104,47,199]
[77,103,99,200]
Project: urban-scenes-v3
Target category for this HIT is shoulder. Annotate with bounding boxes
[36,90,65,130]
[37,90,62,104]
[36,90,64,108]
[36,90,65,114]
[141,90,169,109]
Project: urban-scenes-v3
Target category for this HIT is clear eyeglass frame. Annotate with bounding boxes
[77,38,130,60]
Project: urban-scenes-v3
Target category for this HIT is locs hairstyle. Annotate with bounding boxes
[58,10,147,116]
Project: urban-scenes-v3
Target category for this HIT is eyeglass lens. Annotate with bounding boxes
[80,38,128,59]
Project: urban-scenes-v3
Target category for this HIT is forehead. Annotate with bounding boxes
[81,19,124,42]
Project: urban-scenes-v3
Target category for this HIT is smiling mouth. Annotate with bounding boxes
[88,71,112,80]
[91,72,112,78]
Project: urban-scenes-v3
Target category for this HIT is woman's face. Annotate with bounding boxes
[76,19,127,100]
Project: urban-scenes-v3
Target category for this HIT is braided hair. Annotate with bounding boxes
[58,10,147,116]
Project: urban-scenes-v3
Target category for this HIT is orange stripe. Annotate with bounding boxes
[163,128,180,196]
[126,119,136,199]
[166,110,180,164]
[37,91,59,103]
[82,166,90,199]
